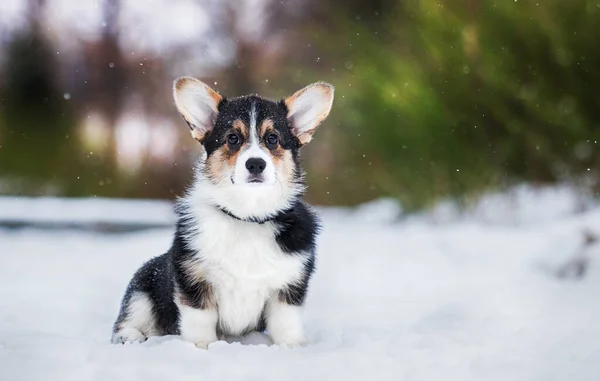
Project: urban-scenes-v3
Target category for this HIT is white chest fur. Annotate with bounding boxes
[188,206,306,335]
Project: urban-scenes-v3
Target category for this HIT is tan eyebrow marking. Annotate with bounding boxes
[232,119,248,139]
[259,119,274,137]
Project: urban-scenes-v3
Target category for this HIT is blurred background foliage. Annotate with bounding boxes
[1,0,599,210]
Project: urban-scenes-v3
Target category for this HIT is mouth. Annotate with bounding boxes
[247,176,264,184]
[230,175,274,186]
[230,177,265,185]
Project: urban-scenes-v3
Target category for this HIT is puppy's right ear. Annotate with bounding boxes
[173,77,223,143]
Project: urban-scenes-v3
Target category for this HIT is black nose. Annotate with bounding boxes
[245,158,266,175]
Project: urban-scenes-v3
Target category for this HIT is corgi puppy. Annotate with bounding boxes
[111,77,334,348]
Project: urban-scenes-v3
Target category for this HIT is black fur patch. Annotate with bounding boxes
[279,255,316,306]
[112,253,180,335]
[274,201,320,254]
[171,226,215,311]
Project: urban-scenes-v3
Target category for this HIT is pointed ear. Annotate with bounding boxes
[284,82,334,145]
[173,77,223,142]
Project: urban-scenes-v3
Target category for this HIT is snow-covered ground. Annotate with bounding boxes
[1,186,599,381]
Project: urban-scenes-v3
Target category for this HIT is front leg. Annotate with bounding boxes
[178,304,218,348]
[267,290,307,347]
[176,280,218,349]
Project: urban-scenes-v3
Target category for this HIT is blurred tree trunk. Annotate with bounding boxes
[97,0,125,171]
[0,0,77,194]
[75,0,127,189]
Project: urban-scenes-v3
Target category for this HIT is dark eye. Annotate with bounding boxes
[227,134,239,145]
[266,134,278,146]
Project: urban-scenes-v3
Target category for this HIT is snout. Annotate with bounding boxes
[245,158,266,175]
[233,148,276,186]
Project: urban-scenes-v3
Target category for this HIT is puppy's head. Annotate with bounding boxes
[173,77,334,217]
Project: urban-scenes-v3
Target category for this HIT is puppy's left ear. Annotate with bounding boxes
[285,82,334,145]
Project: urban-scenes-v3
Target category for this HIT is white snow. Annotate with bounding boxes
[1,186,599,381]
[0,196,173,226]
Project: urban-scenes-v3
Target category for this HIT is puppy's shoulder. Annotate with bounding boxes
[274,201,320,255]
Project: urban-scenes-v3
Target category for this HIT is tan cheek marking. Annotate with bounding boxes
[275,150,296,183]
[206,144,245,182]
[261,126,285,165]
[270,144,285,162]
[224,148,242,169]
[205,149,228,182]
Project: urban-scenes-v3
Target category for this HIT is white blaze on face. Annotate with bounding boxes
[232,102,277,186]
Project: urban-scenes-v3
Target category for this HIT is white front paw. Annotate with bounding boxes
[194,339,216,349]
[185,331,217,349]
[111,328,147,344]
[178,304,218,349]
[267,301,307,347]
[270,331,307,347]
